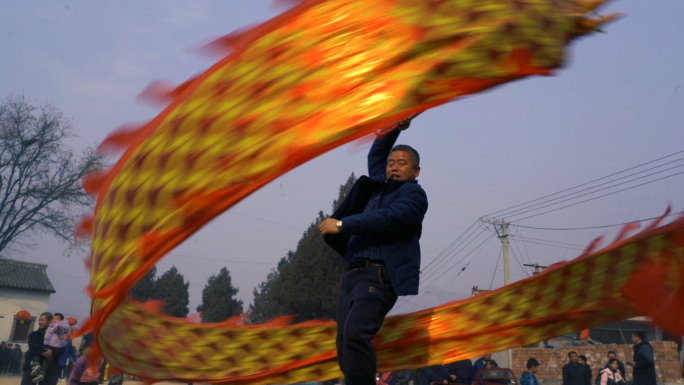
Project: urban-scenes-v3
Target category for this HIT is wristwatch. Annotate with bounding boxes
[336,221,343,232]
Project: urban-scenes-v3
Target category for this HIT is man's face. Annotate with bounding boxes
[530,366,538,374]
[608,353,616,359]
[579,358,586,364]
[631,334,640,344]
[570,353,578,364]
[7,344,12,349]
[38,315,49,329]
[386,150,420,181]
[484,354,492,361]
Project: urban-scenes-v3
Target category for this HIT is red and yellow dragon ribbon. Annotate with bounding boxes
[75,0,684,383]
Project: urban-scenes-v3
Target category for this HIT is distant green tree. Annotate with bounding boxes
[196,267,244,322]
[152,266,190,318]
[249,173,356,324]
[129,266,157,302]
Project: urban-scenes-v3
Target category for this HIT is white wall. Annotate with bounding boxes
[0,288,50,350]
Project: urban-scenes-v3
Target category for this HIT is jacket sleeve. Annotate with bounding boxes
[368,129,400,179]
[341,187,427,235]
[68,356,86,385]
[27,331,45,357]
[585,365,593,385]
[563,365,570,385]
[599,371,608,385]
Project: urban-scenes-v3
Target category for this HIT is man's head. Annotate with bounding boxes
[53,312,64,323]
[7,343,12,349]
[0,341,5,348]
[483,353,492,361]
[632,331,646,344]
[386,145,420,181]
[39,312,53,329]
[527,358,540,373]
[568,351,578,364]
[607,351,617,359]
[578,355,587,365]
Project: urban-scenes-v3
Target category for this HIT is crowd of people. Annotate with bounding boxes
[0,342,24,375]
[562,332,657,385]
[375,331,665,385]
[0,311,102,385]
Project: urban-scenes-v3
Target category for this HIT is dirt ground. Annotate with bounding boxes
[0,377,176,385]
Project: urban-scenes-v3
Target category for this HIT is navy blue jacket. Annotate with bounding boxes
[422,365,450,385]
[324,129,428,296]
[632,341,656,385]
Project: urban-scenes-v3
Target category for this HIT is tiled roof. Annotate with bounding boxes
[0,259,56,293]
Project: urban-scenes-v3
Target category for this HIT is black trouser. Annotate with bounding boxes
[336,264,397,385]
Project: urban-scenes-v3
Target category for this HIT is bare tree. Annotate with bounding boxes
[0,95,101,255]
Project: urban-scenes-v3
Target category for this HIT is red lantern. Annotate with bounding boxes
[16,310,31,325]
[67,317,77,326]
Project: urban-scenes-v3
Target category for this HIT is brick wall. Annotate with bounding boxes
[512,342,682,383]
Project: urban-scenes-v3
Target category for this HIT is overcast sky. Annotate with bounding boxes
[1,0,683,320]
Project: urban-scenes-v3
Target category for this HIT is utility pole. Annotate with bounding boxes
[482,218,512,367]
[501,220,510,285]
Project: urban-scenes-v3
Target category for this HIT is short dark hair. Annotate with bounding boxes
[390,145,420,168]
[578,355,587,362]
[53,313,64,321]
[527,358,540,369]
[607,351,616,356]
[489,360,499,368]
[40,312,53,321]
[608,358,619,366]
[568,351,577,358]
[632,331,646,341]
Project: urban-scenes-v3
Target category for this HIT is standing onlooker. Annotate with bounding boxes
[599,358,625,385]
[12,344,23,374]
[473,354,492,378]
[446,359,473,384]
[579,355,592,385]
[68,342,102,385]
[21,312,63,385]
[605,351,626,380]
[563,351,590,385]
[520,358,540,385]
[0,341,7,374]
[59,339,78,381]
[2,344,14,374]
[627,331,656,385]
[0,342,8,375]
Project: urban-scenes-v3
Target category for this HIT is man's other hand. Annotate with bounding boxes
[42,349,52,359]
[319,218,340,236]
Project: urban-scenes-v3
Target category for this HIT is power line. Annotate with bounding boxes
[485,149,684,217]
[495,158,684,218]
[513,170,684,221]
[508,242,530,277]
[511,235,586,248]
[489,245,503,290]
[511,211,683,231]
[507,238,584,251]
[420,232,495,290]
[419,225,484,283]
[418,228,488,286]
[506,164,684,219]
[419,220,480,278]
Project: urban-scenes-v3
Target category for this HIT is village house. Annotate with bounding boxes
[0,259,55,349]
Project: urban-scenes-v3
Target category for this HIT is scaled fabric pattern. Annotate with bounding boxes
[75,0,684,383]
